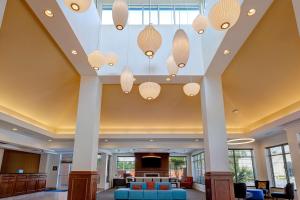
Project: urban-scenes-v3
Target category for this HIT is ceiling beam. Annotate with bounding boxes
[204,0,273,76]
[25,0,96,76]
[0,0,7,30]
[292,0,300,36]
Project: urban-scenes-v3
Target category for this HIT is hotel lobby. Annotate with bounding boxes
[0,0,300,199]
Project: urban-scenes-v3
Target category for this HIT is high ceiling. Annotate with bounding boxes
[0,0,80,132]
[222,0,300,132]
[0,0,299,136]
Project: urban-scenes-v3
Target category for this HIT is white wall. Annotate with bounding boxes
[0,148,4,170]
[39,153,62,189]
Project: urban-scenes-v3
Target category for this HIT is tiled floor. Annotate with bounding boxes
[1,189,205,200]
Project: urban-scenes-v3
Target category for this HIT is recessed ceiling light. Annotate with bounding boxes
[248,9,256,16]
[166,77,171,81]
[224,49,231,55]
[232,109,239,114]
[44,10,54,18]
[12,128,18,131]
[195,139,200,142]
[104,139,109,142]
[149,139,154,142]
[48,139,53,142]
[71,50,78,55]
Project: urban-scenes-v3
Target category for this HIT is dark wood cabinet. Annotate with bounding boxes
[0,174,47,198]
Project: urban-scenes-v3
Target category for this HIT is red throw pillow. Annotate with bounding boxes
[132,185,142,190]
[146,182,155,190]
[159,185,169,190]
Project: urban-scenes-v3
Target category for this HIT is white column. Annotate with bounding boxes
[201,74,229,172]
[72,76,101,171]
[99,153,109,190]
[39,153,62,189]
[0,0,7,30]
[0,148,4,169]
[284,122,300,198]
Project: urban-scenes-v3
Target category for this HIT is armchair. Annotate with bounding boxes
[271,183,294,200]
[180,177,193,189]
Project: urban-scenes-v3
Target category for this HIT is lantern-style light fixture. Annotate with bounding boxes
[183,83,200,96]
[166,55,179,77]
[208,0,241,31]
[64,0,92,12]
[88,50,106,70]
[120,68,135,94]
[112,0,128,30]
[137,24,162,59]
[172,29,189,68]
[139,82,161,101]
[192,15,209,34]
[106,52,118,66]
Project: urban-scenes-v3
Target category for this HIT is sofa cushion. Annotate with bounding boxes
[144,190,158,200]
[156,182,172,190]
[157,190,173,200]
[146,182,156,190]
[129,190,144,200]
[159,185,169,190]
[130,182,146,190]
[132,185,143,190]
[114,188,129,200]
[172,189,187,200]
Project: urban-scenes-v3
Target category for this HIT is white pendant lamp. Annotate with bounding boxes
[120,68,135,94]
[106,52,118,66]
[208,0,241,31]
[139,82,161,100]
[183,83,200,96]
[137,24,162,59]
[64,0,92,12]
[88,50,106,70]
[112,0,128,30]
[166,55,179,77]
[192,15,209,34]
[172,29,190,68]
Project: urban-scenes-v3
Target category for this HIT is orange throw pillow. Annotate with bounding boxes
[146,182,155,190]
[132,185,143,190]
[159,185,169,190]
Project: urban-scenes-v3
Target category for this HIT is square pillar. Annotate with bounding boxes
[68,76,101,200]
[201,74,234,200]
[284,122,300,198]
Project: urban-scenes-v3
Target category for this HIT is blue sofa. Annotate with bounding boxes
[114,182,187,200]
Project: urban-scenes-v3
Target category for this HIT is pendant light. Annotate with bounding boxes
[137,0,162,58]
[112,0,128,30]
[166,55,179,77]
[88,50,106,70]
[139,82,161,100]
[192,15,209,34]
[172,29,190,68]
[120,68,135,93]
[138,24,162,59]
[64,0,92,12]
[139,59,161,100]
[183,82,200,96]
[208,0,241,31]
[106,52,118,66]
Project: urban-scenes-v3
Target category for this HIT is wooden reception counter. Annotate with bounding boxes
[0,173,47,198]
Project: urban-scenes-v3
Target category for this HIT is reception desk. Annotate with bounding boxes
[0,173,47,198]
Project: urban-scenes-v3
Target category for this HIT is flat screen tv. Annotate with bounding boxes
[141,156,161,168]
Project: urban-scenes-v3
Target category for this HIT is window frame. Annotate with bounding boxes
[267,144,294,188]
[192,152,205,185]
[229,148,256,186]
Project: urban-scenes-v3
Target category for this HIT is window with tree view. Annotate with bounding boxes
[117,156,135,177]
[192,153,205,184]
[267,144,295,188]
[169,156,187,179]
[229,149,255,186]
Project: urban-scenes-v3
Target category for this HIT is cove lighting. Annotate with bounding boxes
[227,138,255,145]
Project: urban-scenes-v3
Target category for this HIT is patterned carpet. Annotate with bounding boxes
[98,189,206,200]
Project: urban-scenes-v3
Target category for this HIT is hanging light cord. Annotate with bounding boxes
[148,58,151,82]
[149,0,152,24]
[126,0,130,67]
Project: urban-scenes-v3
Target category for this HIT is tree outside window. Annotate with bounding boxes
[169,156,187,179]
[117,157,135,178]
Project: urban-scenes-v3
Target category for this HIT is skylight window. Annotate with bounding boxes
[101,4,202,25]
